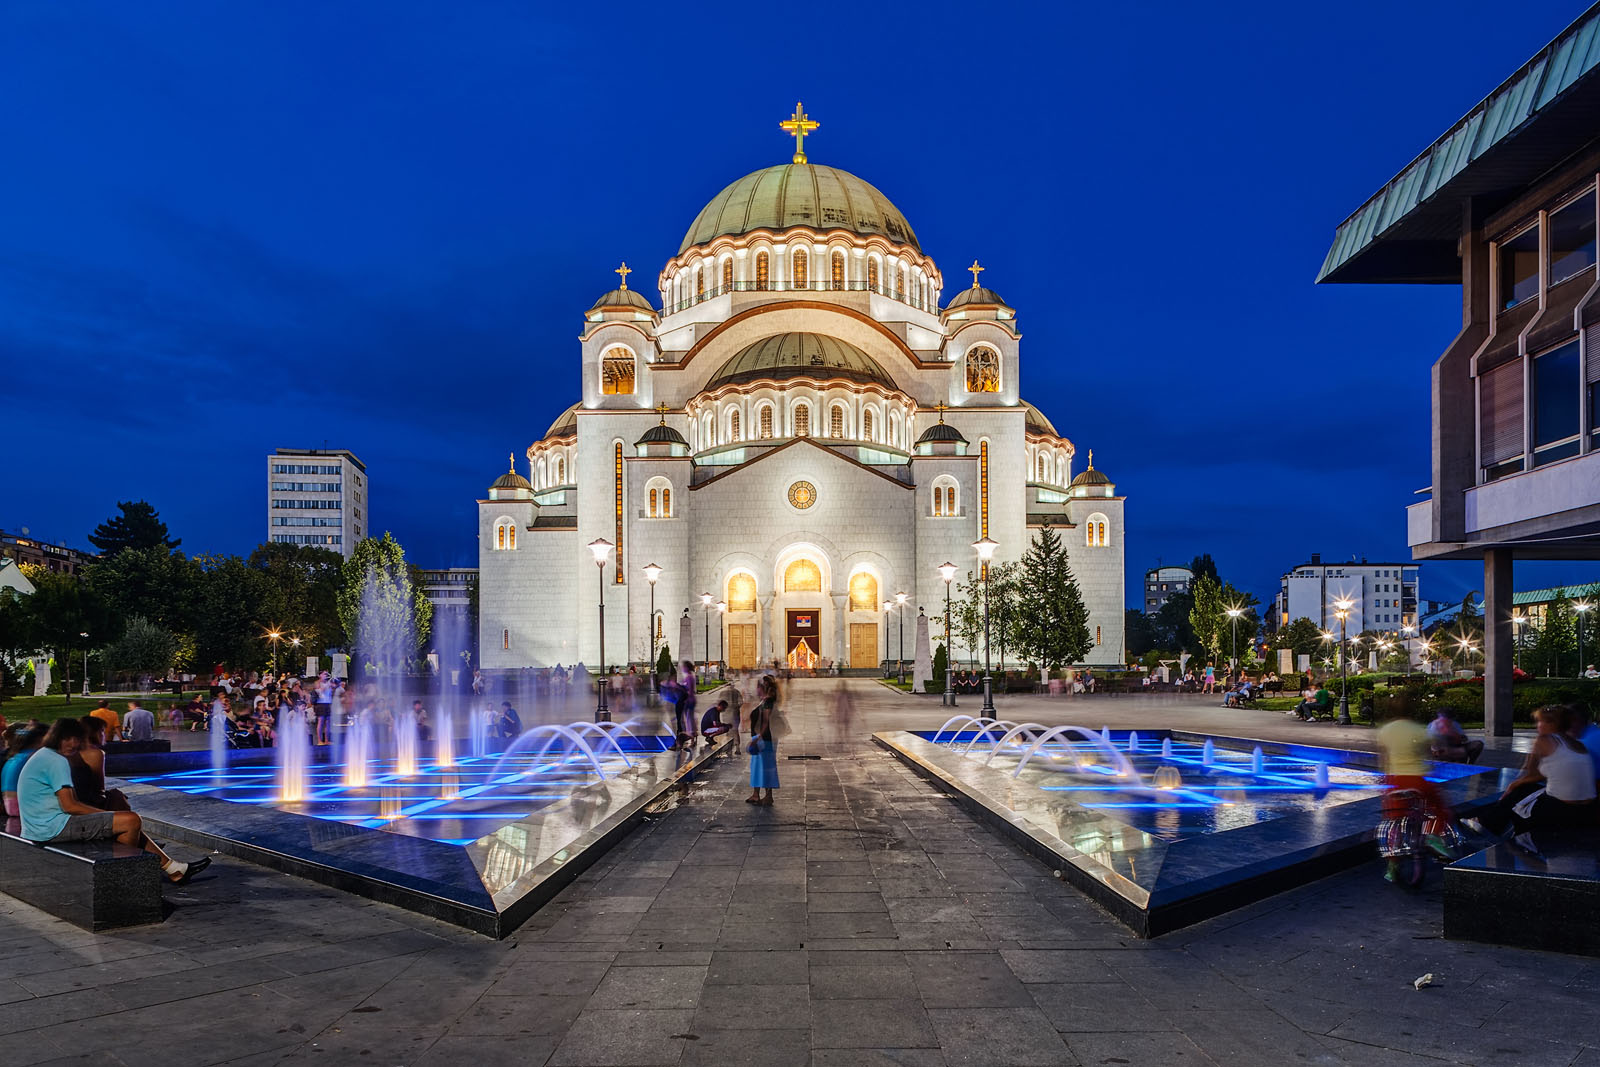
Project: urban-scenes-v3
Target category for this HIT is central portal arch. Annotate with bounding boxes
[773,543,832,669]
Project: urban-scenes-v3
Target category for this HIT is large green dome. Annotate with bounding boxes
[704,333,898,391]
[680,165,920,254]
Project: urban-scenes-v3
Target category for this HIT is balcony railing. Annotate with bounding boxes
[663,280,935,316]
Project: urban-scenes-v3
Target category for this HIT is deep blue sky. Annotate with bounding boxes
[5,1,1598,610]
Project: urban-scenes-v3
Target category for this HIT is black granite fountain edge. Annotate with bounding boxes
[121,734,733,938]
[874,730,1503,937]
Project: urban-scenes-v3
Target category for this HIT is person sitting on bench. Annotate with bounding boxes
[17,718,209,885]
[700,700,732,743]
[1293,685,1334,721]
[3,722,47,817]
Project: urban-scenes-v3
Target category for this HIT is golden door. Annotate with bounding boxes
[849,623,878,669]
[727,624,758,670]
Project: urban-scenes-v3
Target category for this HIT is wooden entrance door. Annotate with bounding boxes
[727,624,757,670]
[849,623,878,669]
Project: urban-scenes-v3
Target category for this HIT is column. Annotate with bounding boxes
[1484,548,1514,737]
[759,594,775,665]
[832,594,847,668]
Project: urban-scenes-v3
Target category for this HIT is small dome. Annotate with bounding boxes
[636,423,687,447]
[681,164,920,253]
[588,287,656,314]
[945,286,1011,312]
[1070,452,1113,490]
[545,404,578,439]
[915,422,968,445]
[705,333,897,391]
[490,470,533,491]
[1022,401,1058,437]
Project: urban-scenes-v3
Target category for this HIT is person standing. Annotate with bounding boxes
[123,701,156,742]
[725,677,744,756]
[312,673,334,746]
[745,674,780,806]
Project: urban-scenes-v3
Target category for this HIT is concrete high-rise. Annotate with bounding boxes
[267,448,367,557]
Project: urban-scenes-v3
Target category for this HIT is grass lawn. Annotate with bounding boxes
[1,691,207,725]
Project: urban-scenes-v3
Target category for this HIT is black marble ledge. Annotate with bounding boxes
[0,824,163,931]
[1445,835,1600,957]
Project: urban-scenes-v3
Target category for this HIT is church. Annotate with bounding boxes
[478,106,1126,674]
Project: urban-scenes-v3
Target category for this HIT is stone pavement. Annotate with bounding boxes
[0,678,1591,1066]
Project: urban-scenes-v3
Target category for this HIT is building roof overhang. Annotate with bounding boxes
[1317,2,1600,285]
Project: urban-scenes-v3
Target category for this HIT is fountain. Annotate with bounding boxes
[434,708,455,768]
[209,699,227,785]
[1153,765,1182,791]
[1201,739,1216,768]
[344,714,371,788]
[470,705,490,757]
[1161,737,1173,759]
[1251,746,1265,775]
[1128,731,1141,753]
[276,706,312,802]
[395,706,419,777]
[1313,762,1331,788]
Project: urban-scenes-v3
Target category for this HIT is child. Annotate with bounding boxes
[700,700,731,743]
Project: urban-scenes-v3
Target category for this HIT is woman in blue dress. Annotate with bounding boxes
[745,675,779,805]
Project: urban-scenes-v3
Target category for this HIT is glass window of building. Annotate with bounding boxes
[862,409,873,441]
[965,346,1000,393]
[727,572,757,611]
[1533,339,1581,466]
[759,405,773,439]
[1549,189,1597,284]
[756,252,769,290]
[830,406,844,438]
[601,351,635,394]
[831,251,845,290]
[729,409,741,441]
[722,257,734,291]
[785,559,821,592]
[792,248,808,289]
[867,258,878,292]
[1500,224,1540,309]
[848,571,878,610]
[794,404,810,437]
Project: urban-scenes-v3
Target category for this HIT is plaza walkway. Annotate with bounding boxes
[0,679,1590,1065]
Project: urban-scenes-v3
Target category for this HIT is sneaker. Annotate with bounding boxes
[1424,834,1454,860]
[1383,862,1398,884]
[1512,832,1544,858]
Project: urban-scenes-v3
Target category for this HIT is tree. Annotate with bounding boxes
[931,642,948,694]
[1125,609,1156,657]
[988,561,1024,670]
[1151,591,1198,656]
[84,545,199,637]
[248,542,346,655]
[1532,592,1577,677]
[1189,574,1225,662]
[337,534,433,672]
[107,616,178,679]
[88,501,179,556]
[1188,554,1219,585]
[655,644,673,678]
[1272,617,1325,660]
[951,572,985,669]
[1013,526,1092,670]
[190,555,271,672]
[20,565,107,701]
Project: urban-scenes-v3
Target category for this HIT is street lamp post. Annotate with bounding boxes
[1578,602,1592,676]
[700,593,713,678]
[1512,612,1526,671]
[1226,607,1242,670]
[1334,599,1352,724]
[974,536,999,715]
[266,629,282,676]
[80,632,90,698]
[716,601,727,679]
[643,564,662,696]
[895,591,908,684]
[588,538,614,722]
[939,562,957,707]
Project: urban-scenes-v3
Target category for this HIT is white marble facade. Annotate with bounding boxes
[479,130,1125,673]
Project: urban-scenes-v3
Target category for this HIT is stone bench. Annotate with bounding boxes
[0,821,164,931]
[1444,831,1600,957]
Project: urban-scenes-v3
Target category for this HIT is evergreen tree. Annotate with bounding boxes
[932,642,948,694]
[1533,592,1578,677]
[1189,574,1225,661]
[88,501,180,556]
[337,534,432,672]
[1272,617,1325,659]
[1014,527,1091,670]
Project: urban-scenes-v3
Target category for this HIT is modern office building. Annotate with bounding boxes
[266,449,368,557]
[418,567,477,623]
[1274,554,1420,635]
[0,529,97,576]
[1143,566,1193,613]
[1318,3,1600,732]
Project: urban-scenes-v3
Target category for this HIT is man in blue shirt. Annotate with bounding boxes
[123,701,156,742]
[18,718,209,885]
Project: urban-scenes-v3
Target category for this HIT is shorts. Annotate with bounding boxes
[46,811,118,844]
[314,706,331,720]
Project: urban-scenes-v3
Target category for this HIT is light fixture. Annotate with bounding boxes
[587,538,614,565]
[643,562,662,585]
[973,536,999,563]
[938,561,958,584]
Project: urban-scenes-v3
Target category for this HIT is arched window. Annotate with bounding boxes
[848,571,878,611]
[862,409,874,442]
[931,476,960,518]
[792,248,808,289]
[831,251,845,290]
[784,559,822,592]
[945,485,956,514]
[1086,513,1110,548]
[553,456,564,483]
[494,517,517,551]
[966,346,1000,393]
[702,412,714,447]
[1037,453,1049,482]
[722,257,733,291]
[756,251,769,290]
[728,408,741,442]
[794,403,810,437]
[727,572,757,612]
[889,409,902,448]
[759,404,774,439]
[695,266,704,302]
[895,262,906,300]
[830,405,845,438]
[1095,625,1102,646]
[867,258,879,292]
[503,629,509,651]
[646,477,673,518]
[601,348,635,395]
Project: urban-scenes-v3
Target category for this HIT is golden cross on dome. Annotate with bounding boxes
[934,402,948,424]
[1087,449,1094,469]
[614,262,632,290]
[508,452,516,473]
[968,260,984,289]
[779,102,819,164]
[656,402,670,425]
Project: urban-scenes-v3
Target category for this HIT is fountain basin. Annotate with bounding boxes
[114,734,729,937]
[875,728,1504,937]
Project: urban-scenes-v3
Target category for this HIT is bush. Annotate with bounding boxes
[930,644,947,694]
